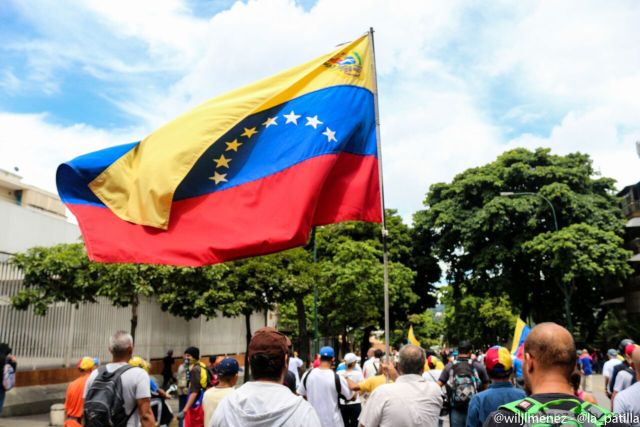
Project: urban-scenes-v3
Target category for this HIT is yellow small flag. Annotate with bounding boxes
[408,325,421,346]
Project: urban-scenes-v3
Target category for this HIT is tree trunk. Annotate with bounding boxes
[586,307,609,344]
[244,312,252,383]
[360,325,374,361]
[340,330,350,358]
[294,295,309,364]
[130,295,139,344]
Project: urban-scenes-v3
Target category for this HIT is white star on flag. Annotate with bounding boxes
[322,127,337,142]
[262,117,278,128]
[305,115,323,129]
[284,111,301,125]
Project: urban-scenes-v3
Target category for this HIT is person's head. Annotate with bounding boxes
[607,349,618,360]
[344,353,360,369]
[374,349,384,359]
[484,346,513,380]
[397,344,425,376]
[216,357,240,386]
[77,356,96,373]
[109,331,134,361]
[427,355,437,370]
[581,349,589,355]
[184,346,200,362]
[367,348,375,358]
[458,340,472,356]
[618,339,635,355]
[208,355,217,365]
[522,322,576,394]
[167,349,173,357]
[319,346,335,364]
[248,327,290,382]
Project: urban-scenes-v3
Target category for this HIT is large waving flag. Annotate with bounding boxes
[510,318,531,360]
[57,34,381,266]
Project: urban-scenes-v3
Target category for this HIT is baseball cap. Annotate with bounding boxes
[344,353,360,364]
[607,349,618,357]
[217,357,240,377]
[484,346,513,376]
[129,356,149,373]
[320,346,335,358]
[248,327,291,358]
[77,356,95,371]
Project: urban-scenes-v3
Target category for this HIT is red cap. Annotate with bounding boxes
[625,343,638,356]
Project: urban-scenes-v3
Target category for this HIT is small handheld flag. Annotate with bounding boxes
[510,318,531,360]
[57,34,381,266]
[408,325,421,347]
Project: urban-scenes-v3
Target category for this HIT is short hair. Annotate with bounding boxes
[524,322,576,378]
[320,355,333,362]
[398,345,425,375]
[458,340,472,354]
[109,331,133,357]
[250,353,285,381]
[374,349,384,359]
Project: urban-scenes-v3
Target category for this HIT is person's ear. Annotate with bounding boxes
[524,353,534,372]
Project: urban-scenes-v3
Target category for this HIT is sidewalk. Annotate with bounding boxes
[0,413,49,427]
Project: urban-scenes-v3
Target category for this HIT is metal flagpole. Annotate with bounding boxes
[368,27,391,363]
[312,227,319,356]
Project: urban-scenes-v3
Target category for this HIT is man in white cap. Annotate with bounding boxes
[338,353,363,427]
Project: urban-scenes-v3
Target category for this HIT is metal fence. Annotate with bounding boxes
[0,254,267,370]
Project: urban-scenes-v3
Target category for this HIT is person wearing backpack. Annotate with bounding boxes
[465,346,525,427]
[83,330,155,427]
[298,346,353,427]
[178,346,208,427]
[0,343,17,416]
[483,323,627,427]
[438,340,489,427]
[613,346,640,426]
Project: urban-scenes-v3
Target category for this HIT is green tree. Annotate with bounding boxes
[414,148,630,340]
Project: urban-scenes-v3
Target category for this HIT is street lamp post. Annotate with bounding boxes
[499,191,573,332]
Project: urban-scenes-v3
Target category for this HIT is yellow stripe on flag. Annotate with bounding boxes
[511,318,526,354]
[89,34,374,229]
[408,325,421,347]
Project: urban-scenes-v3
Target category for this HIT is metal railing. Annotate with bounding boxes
[0,257,266,370]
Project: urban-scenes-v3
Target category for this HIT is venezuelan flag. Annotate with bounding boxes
[510,318,531,360]
[408,325,421,347]
[57,34,380,266]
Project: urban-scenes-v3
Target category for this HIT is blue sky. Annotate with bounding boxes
[1,0,639,223]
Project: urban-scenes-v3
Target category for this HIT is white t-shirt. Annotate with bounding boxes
[338,369,364,405]
[614,369,634,392]
[422,369,443,383]
[603,358,622,379]
[298,368,353,427]
[288,357,304,386]
[362,358,380,379]
[359,374,442,427]
[203,387,236,427]
[613,382,640,427]
[83,362,151,427]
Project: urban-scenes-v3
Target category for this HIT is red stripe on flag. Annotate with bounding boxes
[68,153,381,266]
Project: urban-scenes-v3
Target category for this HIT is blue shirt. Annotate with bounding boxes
[466,381,526,427]
[579,356,592,375]
[512,358,523,379]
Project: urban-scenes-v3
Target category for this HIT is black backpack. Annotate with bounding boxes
[84,365,134,427]
[446,360,481,410]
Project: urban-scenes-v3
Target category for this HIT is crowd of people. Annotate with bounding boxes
[1,324,639,427]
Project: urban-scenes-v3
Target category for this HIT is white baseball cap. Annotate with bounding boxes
[344,353,360,364]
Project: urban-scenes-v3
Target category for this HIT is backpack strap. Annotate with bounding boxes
[579,402,614,427]
[302,368,312,391]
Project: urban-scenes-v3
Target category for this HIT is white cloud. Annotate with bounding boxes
[0,113,141,194]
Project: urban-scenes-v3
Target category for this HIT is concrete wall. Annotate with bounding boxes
[0,198,79,254]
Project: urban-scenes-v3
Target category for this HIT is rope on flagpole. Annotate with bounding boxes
[369,27,391,371]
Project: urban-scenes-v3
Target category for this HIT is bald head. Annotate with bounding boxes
[524,322,576,377]
[398,344,425,375]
